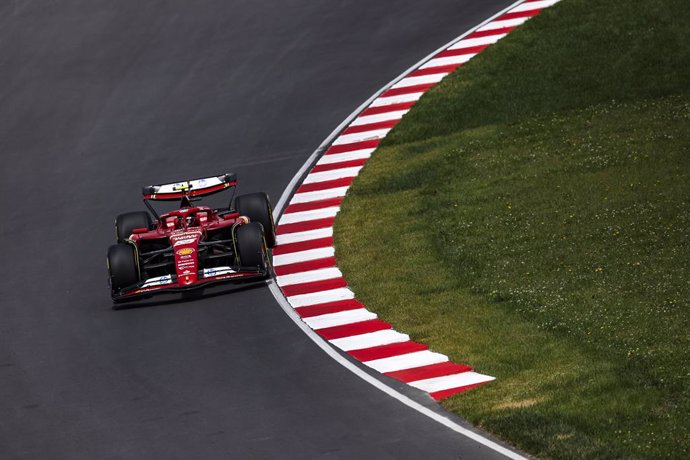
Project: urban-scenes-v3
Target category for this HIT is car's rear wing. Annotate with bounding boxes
[142,173,237,201]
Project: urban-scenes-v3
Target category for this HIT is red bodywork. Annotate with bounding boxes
[118,206,265,300]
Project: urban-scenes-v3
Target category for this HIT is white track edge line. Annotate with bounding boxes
[268,1,535,458]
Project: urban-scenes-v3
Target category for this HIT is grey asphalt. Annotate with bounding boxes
[0,1,517,458]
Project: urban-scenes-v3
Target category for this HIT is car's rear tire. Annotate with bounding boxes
[115,211,152,243]
[235,192,276,248]
[107,243,140,295]
[235,222,268,271]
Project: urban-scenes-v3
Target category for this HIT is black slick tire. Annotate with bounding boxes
[107,243,140,295]
[235,192,276,248]
[235,222,267,271]
[115,211,152,243]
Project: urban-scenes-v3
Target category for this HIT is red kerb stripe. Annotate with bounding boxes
[284,197,343,214]
[281,277,347,297]
[348,341,428,362]
[385,361,473,383]
[325,139,380,155]
[436,43,490,58]
[273,257,337,276]
[342,119,398,135]
[465,26,516,39]
[318,319,391,340]
[359,101,415,117]
[272,237,333,256]
[408,64,460,78]
[430,381,492,401]
[276,217,335,235]
[380,83,435,98]
[499,9,542,21]
[296,177,354,194]
[311,158,368,174]
[297,299,365,318]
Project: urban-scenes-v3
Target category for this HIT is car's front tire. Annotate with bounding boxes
[107,243,140,296]
[235,222,268,272]
[235,192,276,248]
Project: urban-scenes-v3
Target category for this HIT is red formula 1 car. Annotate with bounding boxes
[106,173,275,303]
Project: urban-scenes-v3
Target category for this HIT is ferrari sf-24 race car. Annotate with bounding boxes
[106,173,276,303]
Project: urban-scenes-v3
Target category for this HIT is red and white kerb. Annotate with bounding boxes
[274,0,560,401]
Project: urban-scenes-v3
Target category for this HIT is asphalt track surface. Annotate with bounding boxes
[0,1,515,458]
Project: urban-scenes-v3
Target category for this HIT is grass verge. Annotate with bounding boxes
[334,0,689,458]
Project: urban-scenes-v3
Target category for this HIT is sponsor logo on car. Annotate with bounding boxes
[177,247,194,256]
[173,237,197,246]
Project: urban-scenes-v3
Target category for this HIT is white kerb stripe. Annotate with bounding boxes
[408,371,496,393]
[511,0,559,13]
[420,53,476,69]
[272,246,335,267]
[330,330,410,352]
[290,187,350,204]
[332,129,391,146]
[287,287,354,308]
[477,16,529,32]
[276,267,343,287]
[350,110,409,127]
[279,206,339,224]
[303,309,377,330]
[275,227,333,245]
[364,350,449,373]
[370,92,424,107]
[390,73,447,89]
[316,149,374,165]
[302,167,363,184]
[448,33,507,50]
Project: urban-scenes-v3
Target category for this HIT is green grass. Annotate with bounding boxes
[334,0,690,458]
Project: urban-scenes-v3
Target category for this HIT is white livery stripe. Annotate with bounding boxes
[276,267,343,287]
[420,53,477,69]
[272,247,335,266]
[275,227,333,245]
[390,73,448,89]
[408,371,496,393]
[302,166,363,184]
[370,92,424,107]
[279,206,340,224]
[316,149,374,165]
[477,17,529,32]
[364,350,449,373]
[350,110,409,127]
[303,309,377,329]
[332,129,391,146]
[511,0,559,13]
[448,33,507,50]
[330,330,410,352]
[288,287,355,308]
[290,187,350,204]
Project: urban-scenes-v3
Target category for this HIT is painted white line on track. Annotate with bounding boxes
[364,350,449,373]
[302,166,363,184]
[290,187,350,204]
[370,92,425,107]
[350,110,409,126]
[448,33,507,50]
[303,309,377,329]
[276,227,334,245]
[331,129,391,145]
[273,247,335,266]
[408,371,496,393]
[288,287,355,308]
[276,267,343,287]
[420,53,477,69]
[316,149,374,165]
[330,329,411,351]
[390,73,448,89]
[278,206,340,224]
[477,16,529,31]
[511,0,558,13]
